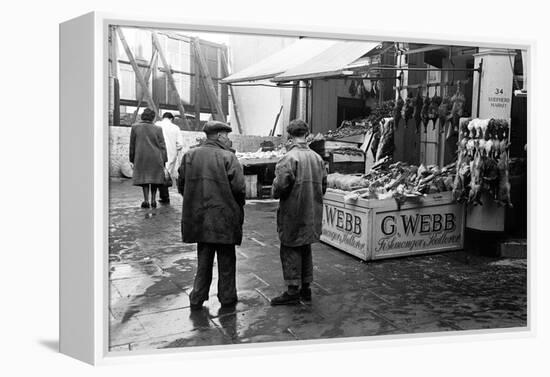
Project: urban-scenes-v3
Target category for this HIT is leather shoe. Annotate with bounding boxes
[270,291,300,306]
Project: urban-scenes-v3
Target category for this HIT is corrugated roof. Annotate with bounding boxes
[221,39,337,84]
[272,41,380,82]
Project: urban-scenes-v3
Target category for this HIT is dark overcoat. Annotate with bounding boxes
[129,121,168,185]
[272,142,327,247]
[177,139,246,245]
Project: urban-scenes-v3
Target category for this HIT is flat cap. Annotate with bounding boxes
[287,119,309,136]
[202,120,232,134]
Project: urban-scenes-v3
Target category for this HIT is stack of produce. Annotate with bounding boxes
[452,118,512,206]
[331,147,364,157]
[326,100,394,140]
[236,149,286,160]
[307,133,326,143]
[327,158,456,203]
[326,121,370,139]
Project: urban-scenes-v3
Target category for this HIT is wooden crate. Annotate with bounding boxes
[321,189,465,261]
[328,152,365,174]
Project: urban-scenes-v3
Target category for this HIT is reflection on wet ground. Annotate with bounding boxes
[108,179,527,352]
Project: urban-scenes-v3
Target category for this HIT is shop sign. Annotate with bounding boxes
[472,50,515,120]
[372,204,463,258]
[321,202,368,259]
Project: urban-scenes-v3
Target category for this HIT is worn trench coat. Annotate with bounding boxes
[129,121,168,185]
[272,142,327,247]
[177,139,246,245]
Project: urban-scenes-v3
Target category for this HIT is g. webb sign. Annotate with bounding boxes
[321,195,464,260]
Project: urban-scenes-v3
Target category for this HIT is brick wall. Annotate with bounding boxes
[109,126,284,177]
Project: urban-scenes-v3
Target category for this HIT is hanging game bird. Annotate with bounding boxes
[450,85,466,132]
[402,92,414,127]
[421,93,431,133]
[392,95,405,128]
[412,90,423,134]
[438,96,451,134]
[429,95,442,130]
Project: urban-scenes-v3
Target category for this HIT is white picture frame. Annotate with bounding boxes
[59,11,534,365]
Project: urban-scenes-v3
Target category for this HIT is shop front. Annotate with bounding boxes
[223,40,526,261]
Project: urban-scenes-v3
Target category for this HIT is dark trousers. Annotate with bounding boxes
[280,244,313,286]
[189,243,237,306]
[159,185,170,201]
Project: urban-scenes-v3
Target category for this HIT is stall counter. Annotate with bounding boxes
[321,189,465,261]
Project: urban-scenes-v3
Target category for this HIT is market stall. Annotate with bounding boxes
[320,157,465,260]
[221,40,525,258]
[237,146,285,199]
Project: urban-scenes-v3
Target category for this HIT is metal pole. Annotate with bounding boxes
[476,59,483,118]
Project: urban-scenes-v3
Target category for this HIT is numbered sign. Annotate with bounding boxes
[472,49,516,120]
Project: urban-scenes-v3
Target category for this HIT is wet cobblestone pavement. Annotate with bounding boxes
[108,179,527,352]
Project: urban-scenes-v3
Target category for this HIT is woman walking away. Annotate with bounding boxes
[129,108,168,208]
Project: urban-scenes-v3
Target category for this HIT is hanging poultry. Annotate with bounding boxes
[429,95,442,130]
[402,92,414,127]
[438,96,451,134]
[452,124,471,202]
[370,122,381,161]
[357,80,365,98]
[375,118,396,161]
[481,153,499,199]
[467,150,484,205]
[348,80,357,97]
[421,93,431,133]
[496,151,513,207]
[450,84,466,132]
[496,119,510,154]
[392,94,404,128]
[485,119,497,158]
[413,90,423,133]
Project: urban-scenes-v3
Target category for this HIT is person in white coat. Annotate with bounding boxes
[156,112,183,204]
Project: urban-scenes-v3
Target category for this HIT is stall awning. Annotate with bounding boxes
[221,39,337,84]
[272,41,380,82]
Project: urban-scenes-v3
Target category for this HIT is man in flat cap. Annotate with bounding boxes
[271,119,327,305]
[177,121,246,310]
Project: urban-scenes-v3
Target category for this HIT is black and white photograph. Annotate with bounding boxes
[106,25,528,352]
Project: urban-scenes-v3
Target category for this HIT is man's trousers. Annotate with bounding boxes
[189,243,237,306]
